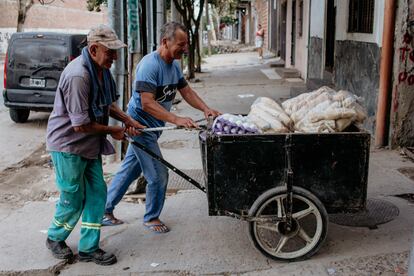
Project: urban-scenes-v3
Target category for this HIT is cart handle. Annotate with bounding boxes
[125,134,206,193]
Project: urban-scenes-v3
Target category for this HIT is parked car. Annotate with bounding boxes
[3,32,86,123]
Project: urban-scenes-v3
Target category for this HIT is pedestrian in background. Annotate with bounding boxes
[45,24,144,265]
[102,22,220,233]
[256,24,265,59]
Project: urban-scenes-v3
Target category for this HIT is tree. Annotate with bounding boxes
[86,0,107,12]
[172,0,205,80]
[17,0,63,32]
[17,0,34,32]
[209,0,238,39]
[209,0,238,17]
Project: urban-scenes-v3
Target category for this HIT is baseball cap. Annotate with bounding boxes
[87,24,127,50]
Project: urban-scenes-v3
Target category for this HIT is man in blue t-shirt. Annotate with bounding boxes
[103,22,220,233]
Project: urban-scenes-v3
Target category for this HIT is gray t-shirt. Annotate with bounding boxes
[46,55,115,159]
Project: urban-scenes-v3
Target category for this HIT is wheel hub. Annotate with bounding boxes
[277,219,299,237]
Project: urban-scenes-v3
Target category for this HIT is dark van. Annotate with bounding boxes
[3,32,86,123]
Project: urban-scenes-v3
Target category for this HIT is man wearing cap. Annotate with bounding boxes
[45,25,144,265]
[102,22,220,233]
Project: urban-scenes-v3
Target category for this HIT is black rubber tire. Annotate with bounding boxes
[9,108,30,123]
[247,186,328,261]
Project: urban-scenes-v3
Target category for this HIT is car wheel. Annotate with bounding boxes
[9,108,30,123]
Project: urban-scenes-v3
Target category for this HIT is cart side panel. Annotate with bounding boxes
[199,132,217,215]
[212,138,286,215]
[204,132,370,215]
[207,136,286,215]
[291,133,370,213]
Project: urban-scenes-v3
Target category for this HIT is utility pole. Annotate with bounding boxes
[205,0,211,56]
[156,0,165,46]
[146,0,153,51]
[127,0,142,101]
[108,0,126,161]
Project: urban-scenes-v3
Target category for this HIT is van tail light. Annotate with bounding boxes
[69,55,75,61]
[3,52,7,89]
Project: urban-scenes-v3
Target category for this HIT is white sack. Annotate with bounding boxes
[295,119,336,133]
[309,107,357,123]
[251,102,292,129]
[336,118,354,132]
[282,86,335,115]
[248,108,288,133]
[290,92,334,123]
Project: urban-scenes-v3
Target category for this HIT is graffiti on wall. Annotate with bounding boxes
[398,32,414,85]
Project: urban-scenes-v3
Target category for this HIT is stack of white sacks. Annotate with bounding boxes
[282,86,367,133]
[211,86,367,134]
[247,97,293,133]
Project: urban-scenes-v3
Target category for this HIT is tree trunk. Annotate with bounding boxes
[172,0,204,79]
[195,29,202,72]
[17,0,34,32]
[205,0,211,56]
[187,30,196,79]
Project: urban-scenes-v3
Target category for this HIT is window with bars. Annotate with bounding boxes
[348,0,375,33]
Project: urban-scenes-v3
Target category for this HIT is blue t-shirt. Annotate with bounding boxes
[128,51,187,133]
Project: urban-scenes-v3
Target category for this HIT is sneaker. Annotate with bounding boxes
[79,248,117,266]
[46,238,74,260]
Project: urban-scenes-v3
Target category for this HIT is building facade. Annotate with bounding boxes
[307,0,384,133]
[0,0,107,54]
[258,0,413,147]
[391,0,414,147]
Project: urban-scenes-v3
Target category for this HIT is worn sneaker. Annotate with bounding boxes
[78,248,117,266]
[46,238,74,260]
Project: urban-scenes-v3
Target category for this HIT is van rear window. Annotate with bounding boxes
[10,39,67,69]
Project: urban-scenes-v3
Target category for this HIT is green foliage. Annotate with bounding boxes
[202,46,218,56]
[220,15,237,25]
[209,0,239,17]
[87,0,107,12]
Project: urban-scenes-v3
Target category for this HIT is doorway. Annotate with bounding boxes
[280,2,287,60]
[269,0,278,54]
[291,0,296,65]
[325,0,336,73]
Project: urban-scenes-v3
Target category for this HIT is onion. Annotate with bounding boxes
[230,127,238,134]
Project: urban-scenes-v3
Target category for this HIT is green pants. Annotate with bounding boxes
[48,152,107,253]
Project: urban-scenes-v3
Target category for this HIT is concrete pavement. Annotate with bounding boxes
[0,51,413,275]
[1,150,413,275]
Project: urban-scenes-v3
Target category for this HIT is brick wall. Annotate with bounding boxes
[254,0,269,50]
[0,0,108,54]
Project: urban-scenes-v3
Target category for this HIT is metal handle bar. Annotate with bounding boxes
[140,118,207,132]
[124,134,206,193]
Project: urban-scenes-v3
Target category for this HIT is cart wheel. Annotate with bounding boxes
[248,186,328,261]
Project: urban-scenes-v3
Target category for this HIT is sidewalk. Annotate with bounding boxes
[0,51,413,275]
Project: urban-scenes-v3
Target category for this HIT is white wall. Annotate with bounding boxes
[286,0,292,68]
[285,0,309,79]
[295,0,310,79]
[0,28,15,54]
[245,7,251,45]
[336,0,384,46]
[310,0,325,38]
